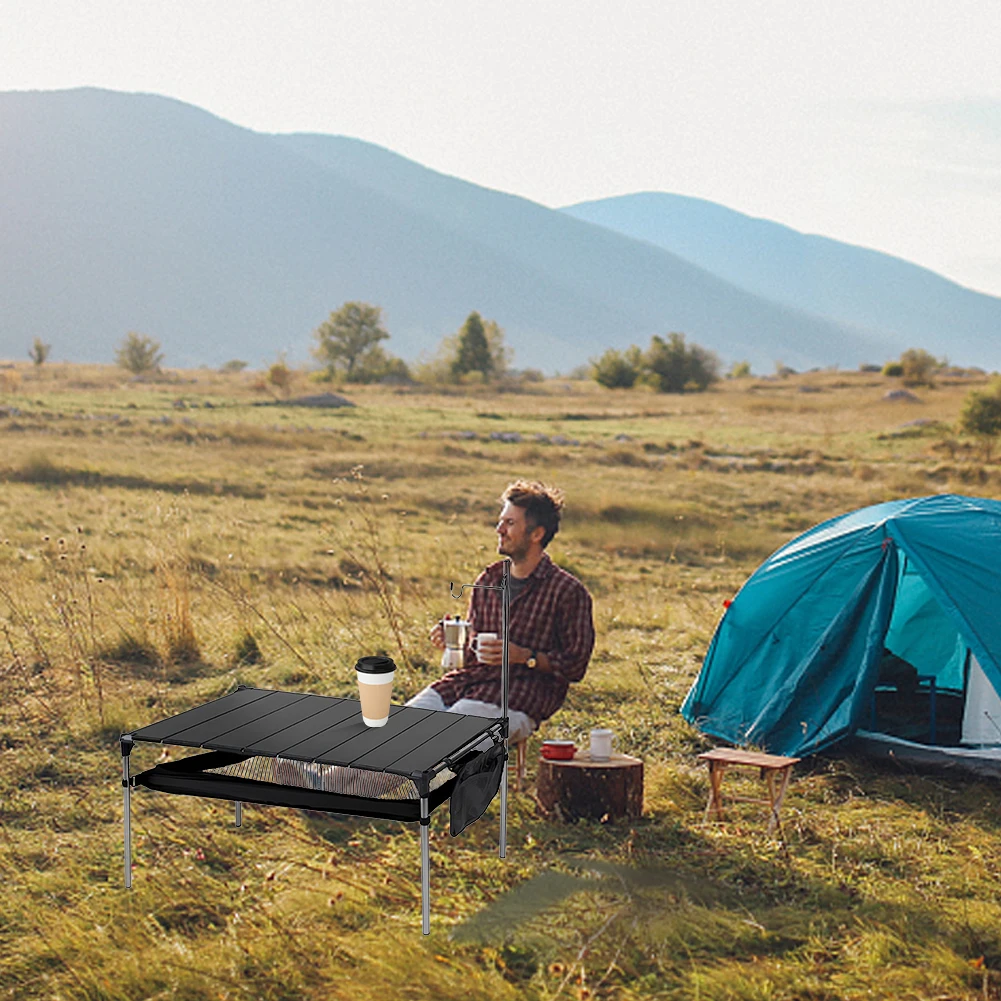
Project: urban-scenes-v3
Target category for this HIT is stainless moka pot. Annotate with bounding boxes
[441,616,471,669]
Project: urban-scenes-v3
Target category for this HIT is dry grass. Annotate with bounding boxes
[2,364,1001,999]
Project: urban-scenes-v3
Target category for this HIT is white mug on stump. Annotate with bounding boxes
[589,728,618,761]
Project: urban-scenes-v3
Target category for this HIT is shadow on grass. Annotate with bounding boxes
[4,455,265,498]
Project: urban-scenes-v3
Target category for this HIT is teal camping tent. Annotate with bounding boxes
[681,495,1001,773]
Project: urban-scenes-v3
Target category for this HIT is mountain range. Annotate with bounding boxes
[1,88,998,372]
[562,193,1001,369]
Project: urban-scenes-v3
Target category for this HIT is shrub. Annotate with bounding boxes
[882,361,904,377]
[643,333,720,393]
[29,338,52,366]
[729,360,752,379]
[959,379,1001,459]
[591,347,640,389]
[900,348,941,386]
[267,358,294,397]
[116,331,163,374]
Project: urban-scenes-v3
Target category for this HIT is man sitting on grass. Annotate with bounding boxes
[407,479,595,742]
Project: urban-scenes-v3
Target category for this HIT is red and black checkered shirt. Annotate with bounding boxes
[431,553,595,723]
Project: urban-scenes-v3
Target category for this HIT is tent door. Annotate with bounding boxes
[961,654,1001,747]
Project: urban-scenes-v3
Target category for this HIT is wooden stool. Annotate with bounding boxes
[698,747,799,834]
[537,751,643,822]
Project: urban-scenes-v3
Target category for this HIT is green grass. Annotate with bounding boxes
[2,363,1001,999]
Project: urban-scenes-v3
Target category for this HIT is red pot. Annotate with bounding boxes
[541,740,576,760]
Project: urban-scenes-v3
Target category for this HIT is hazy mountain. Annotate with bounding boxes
[1,88,900,371]
[562,193,1001,369]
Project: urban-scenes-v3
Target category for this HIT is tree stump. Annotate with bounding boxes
[536,752,643,822]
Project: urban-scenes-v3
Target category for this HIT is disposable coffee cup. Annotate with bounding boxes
[355,655,397,727]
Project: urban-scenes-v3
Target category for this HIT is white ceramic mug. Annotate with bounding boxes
[473,632,499,660]
[589,728,619,761]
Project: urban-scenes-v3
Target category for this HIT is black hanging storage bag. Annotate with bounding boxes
[450,743,506,836]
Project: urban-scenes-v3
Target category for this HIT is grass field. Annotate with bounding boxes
[3,362,1001,1000]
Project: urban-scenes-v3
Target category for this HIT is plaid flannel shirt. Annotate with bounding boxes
[431,552,595,723]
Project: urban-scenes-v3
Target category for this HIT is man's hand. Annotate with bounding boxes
[475,637,532,667]
[429,621,446,650]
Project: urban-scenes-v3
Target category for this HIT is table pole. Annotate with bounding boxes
[499,559,510,859]
[235,801,242,827]
[420,797,430,935]
[121,735,133,889]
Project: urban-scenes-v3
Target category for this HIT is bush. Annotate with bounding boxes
[348,345,411,384]
[729,360,752,379]
[900,348,941,386]
[116,331,164,375]
[267,358,294,397]
[29,338,51,366]
[882,361,904,377]
[642,333,720,393]
[959,379,1001,458]
[591,347,640,389]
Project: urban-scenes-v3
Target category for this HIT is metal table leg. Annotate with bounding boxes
[121,735,134,889]
[420,796,430,935]
[235,800,242,827]
[499,739,508,859]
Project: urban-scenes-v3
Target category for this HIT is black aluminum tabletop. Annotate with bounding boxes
[128,686,501,778]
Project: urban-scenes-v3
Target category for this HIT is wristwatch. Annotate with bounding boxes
[525,649,538,669]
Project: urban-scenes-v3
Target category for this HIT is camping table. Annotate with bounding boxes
[121,685,507,934]
[698,747,799,834]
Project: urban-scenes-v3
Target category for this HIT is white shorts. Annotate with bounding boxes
[405,685,537,743]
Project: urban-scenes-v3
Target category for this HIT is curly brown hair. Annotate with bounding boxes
[500,480,565,548]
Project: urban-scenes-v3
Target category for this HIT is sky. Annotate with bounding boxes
[3,0,1000,296]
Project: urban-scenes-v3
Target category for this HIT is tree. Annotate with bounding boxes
[312,302,390,381]
[959,380,1001,460]
[643,333,720,393]
[451,311,493,380]
[28,338,51,366]
[483,319,512,376]
[116,331,163,374]
[591,347,641,388]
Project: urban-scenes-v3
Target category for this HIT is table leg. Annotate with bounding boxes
[122,739,132,889]
[420,796,430,936]
[766,766,793,835]
[499,738,508,860]
[704,762,725,822]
